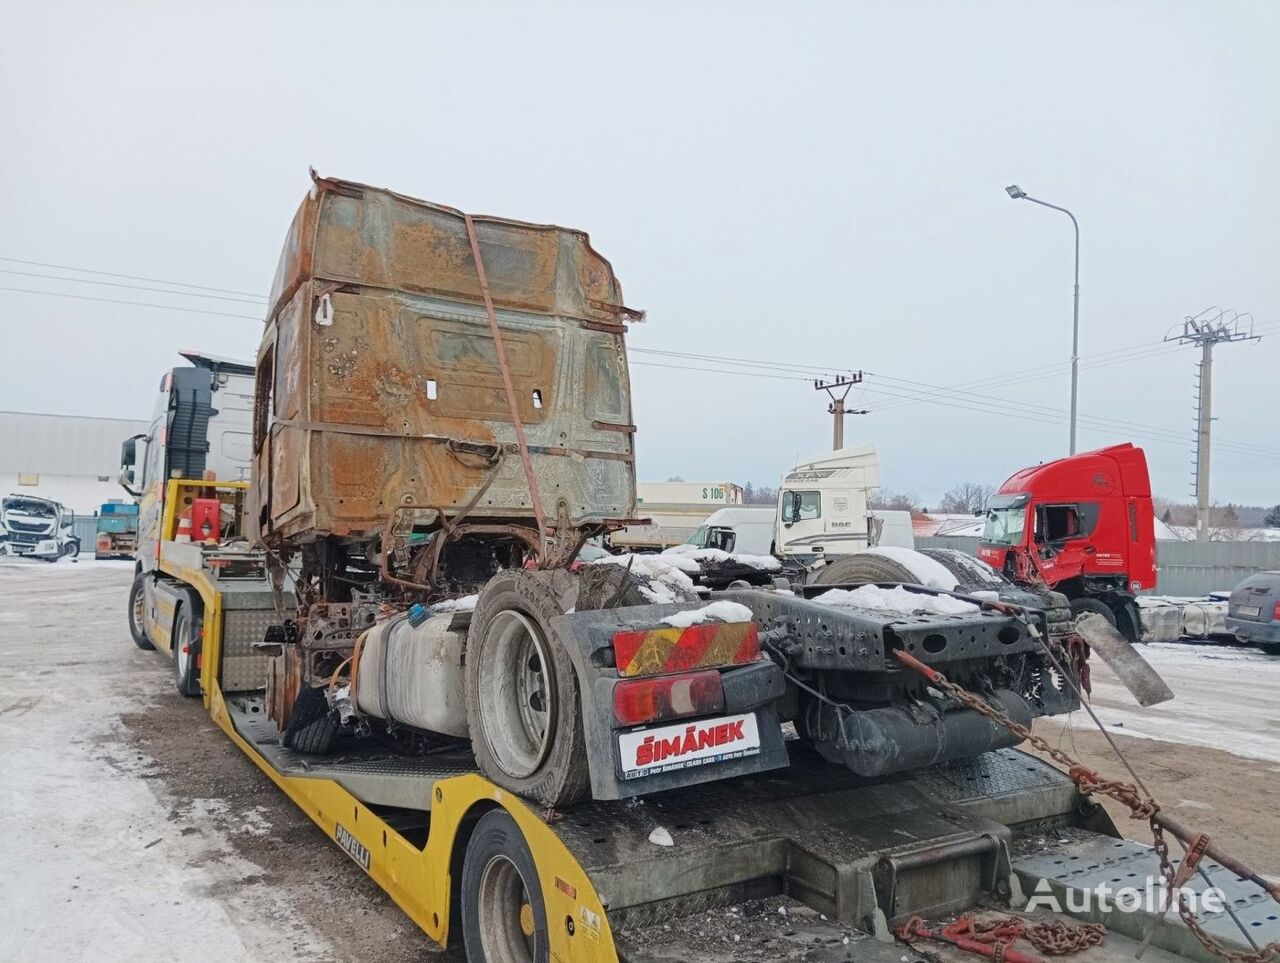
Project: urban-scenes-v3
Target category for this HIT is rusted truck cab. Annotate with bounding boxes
[252,174,640,577]
[250,174,645,750]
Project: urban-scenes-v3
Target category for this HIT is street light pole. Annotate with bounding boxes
[1005,185,1080,455]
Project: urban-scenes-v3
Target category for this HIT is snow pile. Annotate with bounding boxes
[661,600,754,628]
[815,584,978,617]
[589,553,696,604]
[432,594,479,613]
[862,546,959,590]
[662,545,782,572]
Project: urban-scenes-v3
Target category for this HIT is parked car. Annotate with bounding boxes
[1225,570,1280,654]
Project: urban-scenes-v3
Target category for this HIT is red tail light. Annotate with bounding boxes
[612,622,760,678]
[613,670,725,726]
[1273,602,1280,622]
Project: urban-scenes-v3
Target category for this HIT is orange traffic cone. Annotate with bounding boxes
[175,512,193,543]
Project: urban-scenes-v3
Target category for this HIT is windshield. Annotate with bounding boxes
[982,506,1027,546]
[687,525,710,548]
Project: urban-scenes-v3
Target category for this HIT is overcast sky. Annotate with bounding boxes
[3,1,1277,506]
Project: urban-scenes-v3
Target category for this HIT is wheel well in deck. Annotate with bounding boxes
[445,799,501,947]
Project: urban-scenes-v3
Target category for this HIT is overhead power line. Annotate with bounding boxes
[0,268,268,305]
[0,286,263,321]
[0,256,269,300]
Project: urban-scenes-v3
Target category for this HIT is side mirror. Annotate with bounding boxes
[121,434,142,468]
[119,467,140,498]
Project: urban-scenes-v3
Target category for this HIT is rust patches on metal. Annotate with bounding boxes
[256,174,641,570]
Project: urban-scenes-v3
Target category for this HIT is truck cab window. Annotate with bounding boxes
[707,527,736,552]
[1039,504,1082,543]
[782,490,820,523]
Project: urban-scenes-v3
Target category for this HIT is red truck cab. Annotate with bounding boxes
[977,443,1156,640]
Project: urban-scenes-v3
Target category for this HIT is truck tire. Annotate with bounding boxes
[461,808,549,963]
[63,539,80,560]
[172,606,201,698]
[466,570,590,808]
[280,685,337,754]
[813,553,916,586]
[917,548,1007,590]
[1070,597,1116,627]
[128,574,155,651]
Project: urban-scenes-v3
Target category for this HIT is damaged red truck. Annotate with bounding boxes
[978,443,1157,641]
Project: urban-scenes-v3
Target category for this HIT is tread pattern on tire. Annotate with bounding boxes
[281,685,336,754]
[813,552,916,586]
[465,569,591,808]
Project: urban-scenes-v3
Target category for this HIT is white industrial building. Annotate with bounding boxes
[0,410,148,516]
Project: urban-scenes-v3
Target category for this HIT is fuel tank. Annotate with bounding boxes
[354,612,469,737]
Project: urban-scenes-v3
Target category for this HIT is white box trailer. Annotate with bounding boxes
[612,481,745,550]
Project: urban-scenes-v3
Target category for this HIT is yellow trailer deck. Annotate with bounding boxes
[137,480,1275,963]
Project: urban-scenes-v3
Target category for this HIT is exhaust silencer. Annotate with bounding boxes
[800,689,1035,778]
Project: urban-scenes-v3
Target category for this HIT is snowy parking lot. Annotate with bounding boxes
[0,559,445,963]
[1064,639,1280,764]
[2,558,1278,960]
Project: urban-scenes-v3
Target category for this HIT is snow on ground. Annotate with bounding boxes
[0,561,333,961]
[661,600,754,628]
[1042,641,1280,765]
[861,546,959,590]
[0,556,135,573]
[660,545,781,572]
[814,584,979,617]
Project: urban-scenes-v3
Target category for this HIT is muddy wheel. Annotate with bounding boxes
[280,684,336,754]
[462,809,548,963]
[917,548,1007,590]
[813,552,916,586]
[172,606,201,697]
[466,570,590,807]
[128,573,155,650]
[1070,597,1116,626]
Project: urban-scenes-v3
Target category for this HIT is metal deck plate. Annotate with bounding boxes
[226,694,476,810]
[1012,828,1280,961]
[613,895,927,963]
[548,746,1081,926]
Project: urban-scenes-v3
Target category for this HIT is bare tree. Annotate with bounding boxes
[868,489,920,512]
[742,484,777,505]
[937,482,996,515]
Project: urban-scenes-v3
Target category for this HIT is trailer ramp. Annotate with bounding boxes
[224,693,1272,962]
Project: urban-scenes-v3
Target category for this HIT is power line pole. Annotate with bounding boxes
[1164,309,1260,541]
[814,373,866,450]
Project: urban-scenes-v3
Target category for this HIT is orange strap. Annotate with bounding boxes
[462,212,547,558]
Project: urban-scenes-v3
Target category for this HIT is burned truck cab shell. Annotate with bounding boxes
[250,173,639,562]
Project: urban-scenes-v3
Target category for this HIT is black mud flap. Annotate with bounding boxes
[551,605,791,801]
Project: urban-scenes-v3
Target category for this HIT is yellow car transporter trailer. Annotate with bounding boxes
[140,480,1275,963]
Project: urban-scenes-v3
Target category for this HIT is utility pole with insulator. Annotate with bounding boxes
[814,373,866,450]
[1164,308,1260,541]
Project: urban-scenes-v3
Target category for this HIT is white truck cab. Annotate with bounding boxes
[775,445,889,563]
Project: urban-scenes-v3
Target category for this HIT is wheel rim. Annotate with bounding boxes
[476,610,555,779]
[175,613,191,679]
[131,586,147,637]
[477,853,537,963]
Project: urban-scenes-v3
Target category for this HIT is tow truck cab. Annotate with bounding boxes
[977,443,1156,638]
[118,350,254,572]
